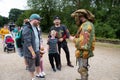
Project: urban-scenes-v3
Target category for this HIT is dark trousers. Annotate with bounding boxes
[48,53,59,69]
[58,40,71,66]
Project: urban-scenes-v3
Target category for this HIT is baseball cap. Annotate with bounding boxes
[53,16,60,20]
[29,14,42,21]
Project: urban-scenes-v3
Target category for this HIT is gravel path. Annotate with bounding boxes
[0,37,120,80]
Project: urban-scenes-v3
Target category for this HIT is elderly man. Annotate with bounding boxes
[71,9,95,80]
[22,14,44,80]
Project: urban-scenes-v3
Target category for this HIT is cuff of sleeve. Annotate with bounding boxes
[26,43,32,48]
[63,35,66,40]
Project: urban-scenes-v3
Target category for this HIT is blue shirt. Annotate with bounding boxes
[32,26,40,52]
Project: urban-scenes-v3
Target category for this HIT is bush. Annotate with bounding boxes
[95,21,116,38]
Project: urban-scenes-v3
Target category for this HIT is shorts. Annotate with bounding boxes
[25,53,40,72]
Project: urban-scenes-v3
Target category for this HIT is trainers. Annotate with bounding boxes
[41,72,46,76]
[31,78,35,80]
[36,74,45,78]
[36,74,39,77]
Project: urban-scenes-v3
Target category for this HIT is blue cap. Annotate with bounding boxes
[29,14,42,21]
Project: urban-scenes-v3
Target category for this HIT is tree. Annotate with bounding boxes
[27,0,61,32]
[24,0,120,39]
[0,15,9,27]
[93,0,120,38]
[9,8,24,22]
[16,10,40,27]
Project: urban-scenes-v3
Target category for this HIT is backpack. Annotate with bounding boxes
[15,24,33,48]
[15,30,23,48]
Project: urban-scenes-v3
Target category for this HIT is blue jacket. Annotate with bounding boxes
[22,23,41,58]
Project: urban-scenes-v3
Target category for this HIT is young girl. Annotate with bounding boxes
[37,26,46,77]
[47,30,60,72]
[38,47,46,77]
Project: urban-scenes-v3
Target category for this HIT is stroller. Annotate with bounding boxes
[4,34,15,53]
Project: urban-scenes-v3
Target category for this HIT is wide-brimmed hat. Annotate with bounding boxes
[71,9,95,22]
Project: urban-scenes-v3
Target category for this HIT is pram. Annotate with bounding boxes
[4,34,15,53]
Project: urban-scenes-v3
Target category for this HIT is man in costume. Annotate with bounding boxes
[71,9,95,80]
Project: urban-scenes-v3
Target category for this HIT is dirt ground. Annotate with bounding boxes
[0,37,120,80]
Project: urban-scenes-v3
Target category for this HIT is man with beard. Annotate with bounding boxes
[71,9,95,80]
[22,14,44,80]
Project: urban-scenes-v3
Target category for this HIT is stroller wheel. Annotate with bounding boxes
[14,48,16,53]
[4,47,6,52]
[7,49,9,53]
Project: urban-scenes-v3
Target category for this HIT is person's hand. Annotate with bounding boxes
[40,47,45,53]
[59,38,64,42]
[69,36,75,41]
[40,50,45,54]
[32,53,36,59]
[40,47,46,57]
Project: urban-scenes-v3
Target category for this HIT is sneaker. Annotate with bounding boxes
[31,78,35,80]
[41,72,46,76]
[39,75,45,78]
[36,74,39,77]
[36,74,45,78]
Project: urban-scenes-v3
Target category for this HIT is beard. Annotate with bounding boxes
[33,22,39,27]
[75,18,83,27]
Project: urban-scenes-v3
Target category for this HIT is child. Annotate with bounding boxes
[39,47,46,77]
[5,35,14,43]
[36,25,46,78]
[47,30,60,72]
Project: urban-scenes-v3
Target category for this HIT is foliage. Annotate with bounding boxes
[0,15,9,27]
[26,0,120,39]
[15,10,36,27]
[5,0,120,39]
[9,8,24,22]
